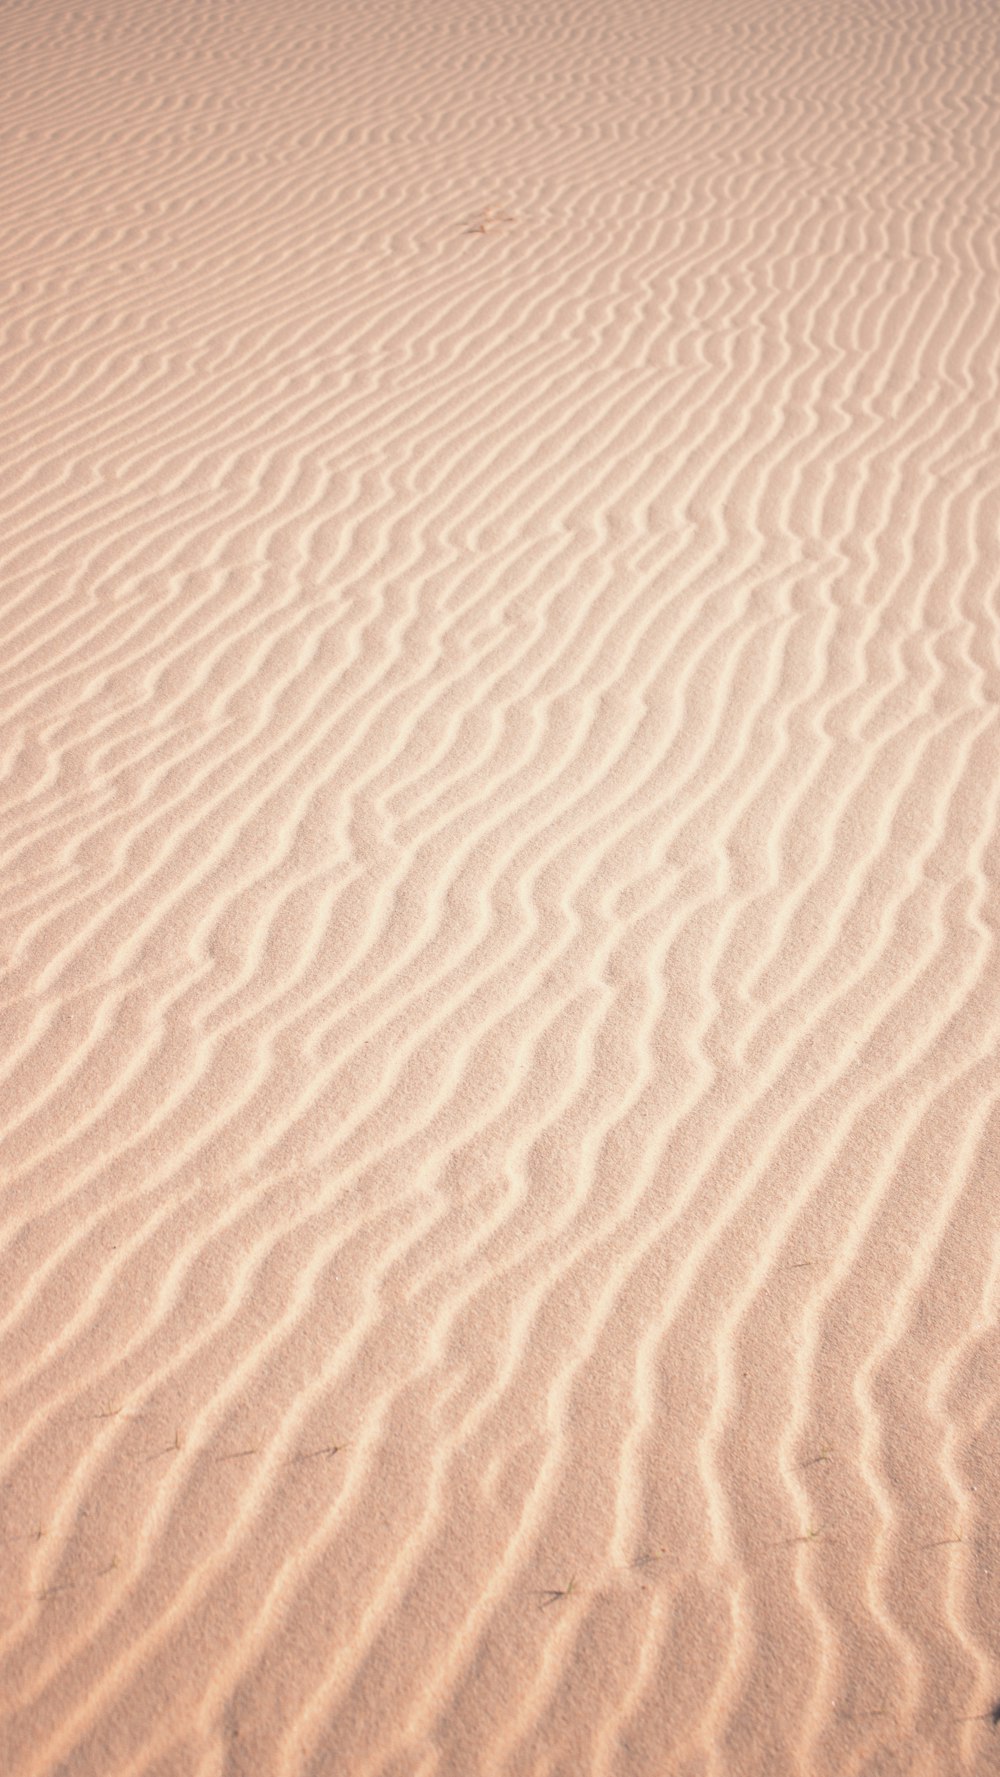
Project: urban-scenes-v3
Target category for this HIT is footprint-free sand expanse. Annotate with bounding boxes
[2,0,999,1771]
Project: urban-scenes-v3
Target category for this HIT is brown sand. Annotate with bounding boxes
[2,0,999,1771]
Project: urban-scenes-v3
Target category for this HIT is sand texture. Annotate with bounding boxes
[2,0,1000,1771]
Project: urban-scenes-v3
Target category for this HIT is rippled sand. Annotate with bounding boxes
[2,0,999,1771]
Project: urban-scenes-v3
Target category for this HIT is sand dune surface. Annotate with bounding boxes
[2,0,1000,1771]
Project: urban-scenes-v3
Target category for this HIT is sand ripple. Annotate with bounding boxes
[1,0,999,1771]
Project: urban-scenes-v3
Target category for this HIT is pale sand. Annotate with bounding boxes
[1,0,999,1771]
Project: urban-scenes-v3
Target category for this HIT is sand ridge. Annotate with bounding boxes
[1,0,999,1771]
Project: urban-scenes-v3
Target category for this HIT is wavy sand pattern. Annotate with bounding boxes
[2,0,999,1771]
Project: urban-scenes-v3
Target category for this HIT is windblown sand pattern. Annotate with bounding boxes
[2,0,999,1770]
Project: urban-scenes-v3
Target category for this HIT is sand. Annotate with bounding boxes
[1,0,999,1771]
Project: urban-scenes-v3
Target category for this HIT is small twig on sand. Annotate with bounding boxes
[143,1426,183,1462]
[539,1575,578,1608]
[780,1522,828,1548]
[798,1448,832,1469]
[953,1702,1000,1726]
[288,1444,347,1464]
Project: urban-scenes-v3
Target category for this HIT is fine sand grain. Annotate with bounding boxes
[2,0,999,1772]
